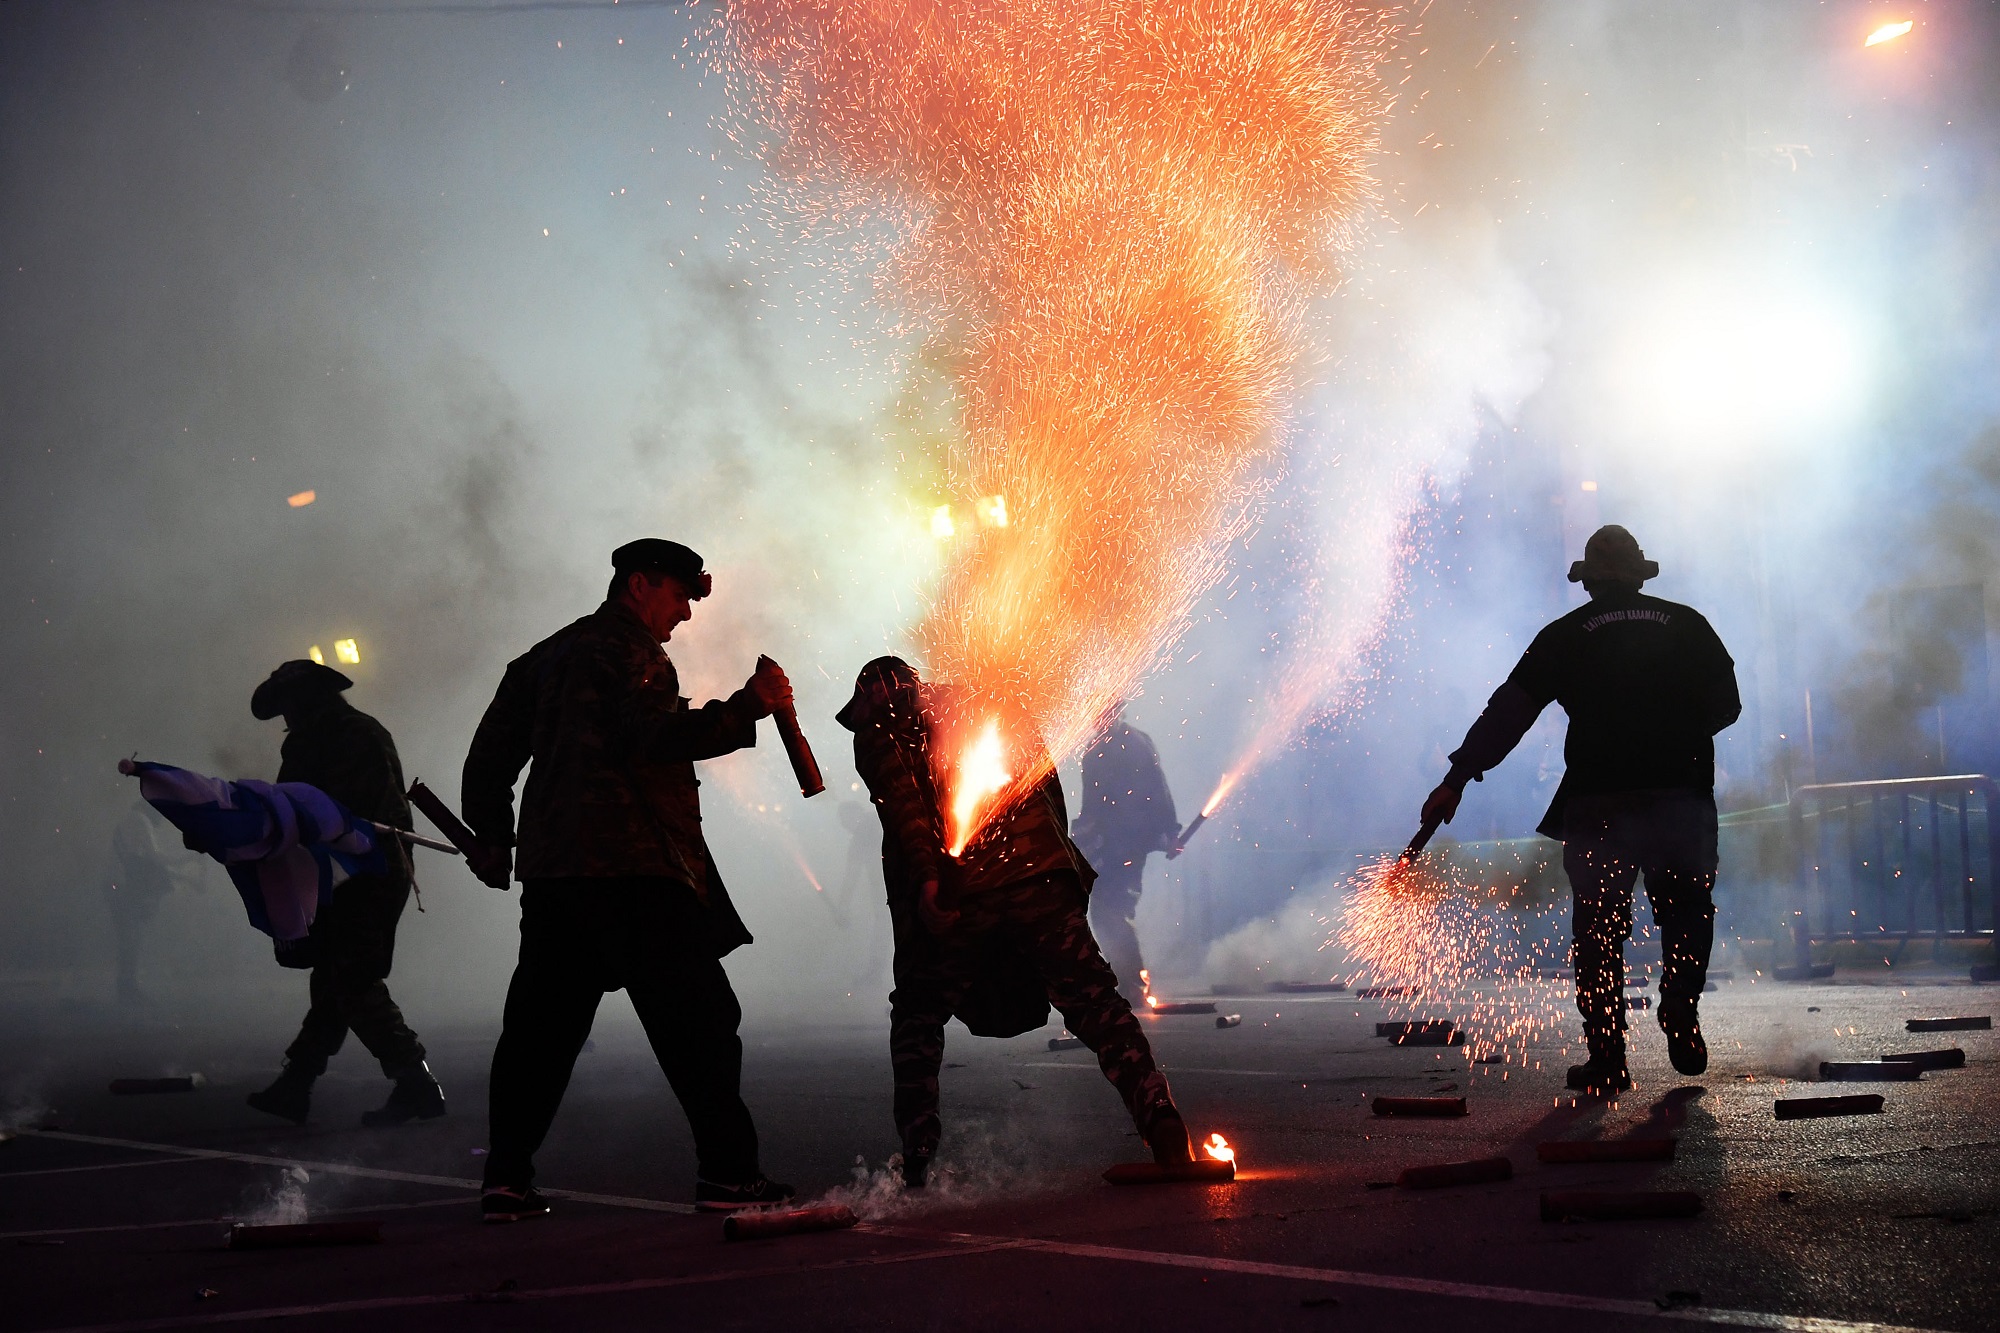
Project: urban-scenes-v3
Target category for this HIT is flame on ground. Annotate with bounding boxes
[1203,1133,1235,1164]
[726,0,1392,848]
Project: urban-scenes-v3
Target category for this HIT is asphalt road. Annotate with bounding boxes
[2,973,1995,1332]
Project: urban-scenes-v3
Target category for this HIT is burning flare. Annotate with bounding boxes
[1202,1132,1236,1164]
[947,719,1013,856]
[726,0,1390,847]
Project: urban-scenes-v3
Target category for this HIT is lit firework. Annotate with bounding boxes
[725,0,1391,849]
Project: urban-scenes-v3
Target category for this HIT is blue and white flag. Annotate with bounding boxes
[120,760,387,942]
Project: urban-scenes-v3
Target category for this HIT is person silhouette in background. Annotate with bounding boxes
[1070,703,1180,1004]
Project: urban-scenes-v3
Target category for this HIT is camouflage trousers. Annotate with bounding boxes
[1563,790,1718,1060]
[284,872,425,1079]
[889,871,1174,1153]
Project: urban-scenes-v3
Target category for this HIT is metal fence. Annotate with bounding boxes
[1785,775,2000,981]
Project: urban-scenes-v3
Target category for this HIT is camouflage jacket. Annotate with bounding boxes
[461,599,763,952]
[839,670,1093,900]
[277,697,411,884]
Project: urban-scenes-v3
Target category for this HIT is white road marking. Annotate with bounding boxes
[0,1195,470,1241]
[0,1158,206,1180]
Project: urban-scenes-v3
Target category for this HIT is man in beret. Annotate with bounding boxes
[245,660,444,1128]
[1418,525,1740,1097]
[462,539,795,1220]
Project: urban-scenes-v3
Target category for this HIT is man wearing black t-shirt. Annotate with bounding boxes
[1419,526,1740,1096]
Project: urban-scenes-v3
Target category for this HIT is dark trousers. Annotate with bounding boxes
[1086,861,1146,999]
[1562,790,1718,1059]
[889,872,1173,1153]
[284,872,424,1078]
[484,877,760,1191]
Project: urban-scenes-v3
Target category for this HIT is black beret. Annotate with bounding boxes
[251,659,353,720]
[611,538,709,599]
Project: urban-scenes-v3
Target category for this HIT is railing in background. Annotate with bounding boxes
[1785,775,2000,982]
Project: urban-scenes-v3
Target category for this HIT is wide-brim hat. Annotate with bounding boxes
[251,659,354,719]
[1567,524,1659,584]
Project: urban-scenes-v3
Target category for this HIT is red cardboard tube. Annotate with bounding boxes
[1540,1191,1702,1223]
[1536,1139,1677,1164]
[227,1221,381,1250]
[1774,1094,1885,1120]
[1397,1157,1512,1190]
[722,1205,857,1242]
[1103,1159,1236,1186]
[1372,1096,1468,1118]
[1882,1048,1965,1070]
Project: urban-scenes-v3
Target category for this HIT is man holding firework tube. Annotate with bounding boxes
[838,657,1193,1188]
[461,538,795,1219]
[1070,704,1181,1004]
[1418,526,1739,1097]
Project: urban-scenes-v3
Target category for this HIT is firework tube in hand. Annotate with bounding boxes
[755,655,823,797]
[407,780,511,890]
[1167,811,1207,860]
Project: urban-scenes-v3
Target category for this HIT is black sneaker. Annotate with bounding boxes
[361,1065,447,1127]
[246,1068,313,1125]
[694,1176,796,1212]
[481,1186,551,1224]
[1145,1107,1193,1166]
[1565,1058,1632,1097]
[1659,1004,1708,1076]
[901,1140,935,1190]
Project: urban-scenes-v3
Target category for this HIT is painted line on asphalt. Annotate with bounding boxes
[0,1158,207,1180]
[22,1131,696,1215]
[0,1195,471,1242]
[21,1240,1028,1333]
[905,1230,1951,1333]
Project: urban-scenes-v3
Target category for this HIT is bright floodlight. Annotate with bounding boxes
[1613,285,1869,451]
[1865,20,1913,47]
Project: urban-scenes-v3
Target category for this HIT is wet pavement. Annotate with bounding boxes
[2,973,1995,1331]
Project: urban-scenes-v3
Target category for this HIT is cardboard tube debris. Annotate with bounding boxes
[1539,1191,1702,1223]
[1905,1015,1991,1032]
[1145,1000,1217,1015]
[227,1221,381,1250]
[1882,1048,1965,1070]
[1819,1061,1922,1082]
[1268,981,1346,993]
[1048,1035,1083,1051]
[1396,1157,1512,1190]
[1372,1096,1468,1118]
[1216,1013,1242,1029]
[1104,1158,1236,1186]
[1774,1094,1885,1120]
[1537,1138,1677,1164]
[109,1076,202,1095]
[722,1204,856,1242]
[1376,1021,1460,1046]
[1357,986,1418,998]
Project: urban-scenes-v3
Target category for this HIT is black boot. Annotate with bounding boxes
[1659,999,1708,1076]
[901,1137,935,1189]
[360,1063,446,1127]
[1144,1105,1193,1166]
[1565,1028,1630,1097]
[246,1064,315,1124]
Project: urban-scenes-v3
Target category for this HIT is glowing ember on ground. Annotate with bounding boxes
[286,490,316,508]
[726,0,1391,848]
[1202,1133,1235,1164]
[1864,20,1913,47]
[946,719,1012,857]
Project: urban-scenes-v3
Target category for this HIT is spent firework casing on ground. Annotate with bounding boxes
[1216,1013,1242,1029]
[1881,1048,1965,1070]
[721,1205,856,1241]
[1536,1138,1677,1164]
[1819,1061,1922,1082]
[1356,986,1419,998]
[227,1221,381,1250]
[1396,1157,1512,1190]
[1774,1094,1885,1120]
[1539,1191,1702,1222]
[1376,1021,1460,1046]
[1905,1015,1991,1032]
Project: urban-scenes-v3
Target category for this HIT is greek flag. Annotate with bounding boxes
[120,759,386,942]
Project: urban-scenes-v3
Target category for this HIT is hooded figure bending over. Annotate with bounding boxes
[837,657,1193,1187]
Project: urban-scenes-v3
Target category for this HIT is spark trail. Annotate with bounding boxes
[725,0,1390,849]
